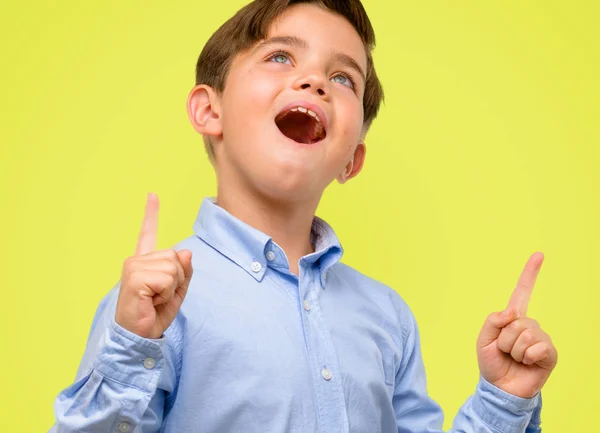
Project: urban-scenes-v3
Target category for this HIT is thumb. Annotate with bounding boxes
[173,249,193,303]
[177,249,193,283]
[477,307,518,349]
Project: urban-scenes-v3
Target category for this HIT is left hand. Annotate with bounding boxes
[476,252,558,398]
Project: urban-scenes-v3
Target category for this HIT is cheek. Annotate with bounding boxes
[223,69,282,127]
[249,69,279,94]
[243,69,280,103]
[336,98,363,142]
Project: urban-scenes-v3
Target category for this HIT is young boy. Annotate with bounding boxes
[50,1,557,432]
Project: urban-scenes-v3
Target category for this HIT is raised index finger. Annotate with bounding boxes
[507,251,545,317]
[135,193,159,256]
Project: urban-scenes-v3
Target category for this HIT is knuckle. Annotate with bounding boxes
[496,333,509,352]
[123,256,136,270]
[487,312,499,323]
[165,274,176,287]
[516,282,529,292]
[513,317,533,332]
[497,341,510,353]
[126,272,141,290]
[521,328,536,344]
[168,262,179,276]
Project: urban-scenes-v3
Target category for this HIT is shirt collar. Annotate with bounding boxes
[192,197,343,283]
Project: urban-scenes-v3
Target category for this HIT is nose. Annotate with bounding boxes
[300,82,326,97]
[293,70,328,99]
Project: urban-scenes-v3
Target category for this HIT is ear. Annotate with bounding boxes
[337,142,366,184]
[187,84,222,137]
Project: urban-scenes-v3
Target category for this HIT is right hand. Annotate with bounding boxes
[115,193,193,339]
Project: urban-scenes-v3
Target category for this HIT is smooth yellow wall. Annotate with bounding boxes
[1,1,598,431]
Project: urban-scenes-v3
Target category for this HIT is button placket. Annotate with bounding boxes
[298,266,349,431]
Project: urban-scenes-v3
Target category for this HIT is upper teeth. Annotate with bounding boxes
[290,106,321,123]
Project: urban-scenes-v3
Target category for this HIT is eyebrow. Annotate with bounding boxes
[256,35,309,51]
[255,35,366,83]
[330,51,366,83]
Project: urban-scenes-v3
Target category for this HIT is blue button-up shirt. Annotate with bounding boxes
[50,197,542,432]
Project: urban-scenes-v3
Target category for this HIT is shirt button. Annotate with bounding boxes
[321,367,333,381]
[303,300,311,311]
[118,422,131,433]
[251,262,262,272]
[266,251,276,261]
[143,357,156,369]
[322,272,328,283]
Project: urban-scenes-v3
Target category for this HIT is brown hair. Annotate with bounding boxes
[195,0,384,161]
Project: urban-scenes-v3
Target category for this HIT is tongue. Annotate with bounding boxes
[276,112,324,144]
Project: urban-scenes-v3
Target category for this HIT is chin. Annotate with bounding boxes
[253,165,323,204]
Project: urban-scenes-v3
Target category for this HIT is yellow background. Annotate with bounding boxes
[1,0,598,431]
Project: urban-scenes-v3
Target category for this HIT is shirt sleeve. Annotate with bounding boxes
[48,282,180,433]
[393,311,542,433]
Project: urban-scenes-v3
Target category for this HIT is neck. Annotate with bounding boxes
[215,175,321,276]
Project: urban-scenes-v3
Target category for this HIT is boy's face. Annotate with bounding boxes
[200,3,368,202]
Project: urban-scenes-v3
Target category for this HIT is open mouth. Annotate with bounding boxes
[275,106,327,144]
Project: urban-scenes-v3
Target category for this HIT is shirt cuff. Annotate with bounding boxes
[471,376,542,432]
[93,317,167,394]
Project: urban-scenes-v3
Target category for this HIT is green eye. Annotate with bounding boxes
[331,74,353,88]
[272,54,289,63]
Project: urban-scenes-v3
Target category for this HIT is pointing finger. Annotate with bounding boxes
[135,193,159,256]
[507,251,544,317]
